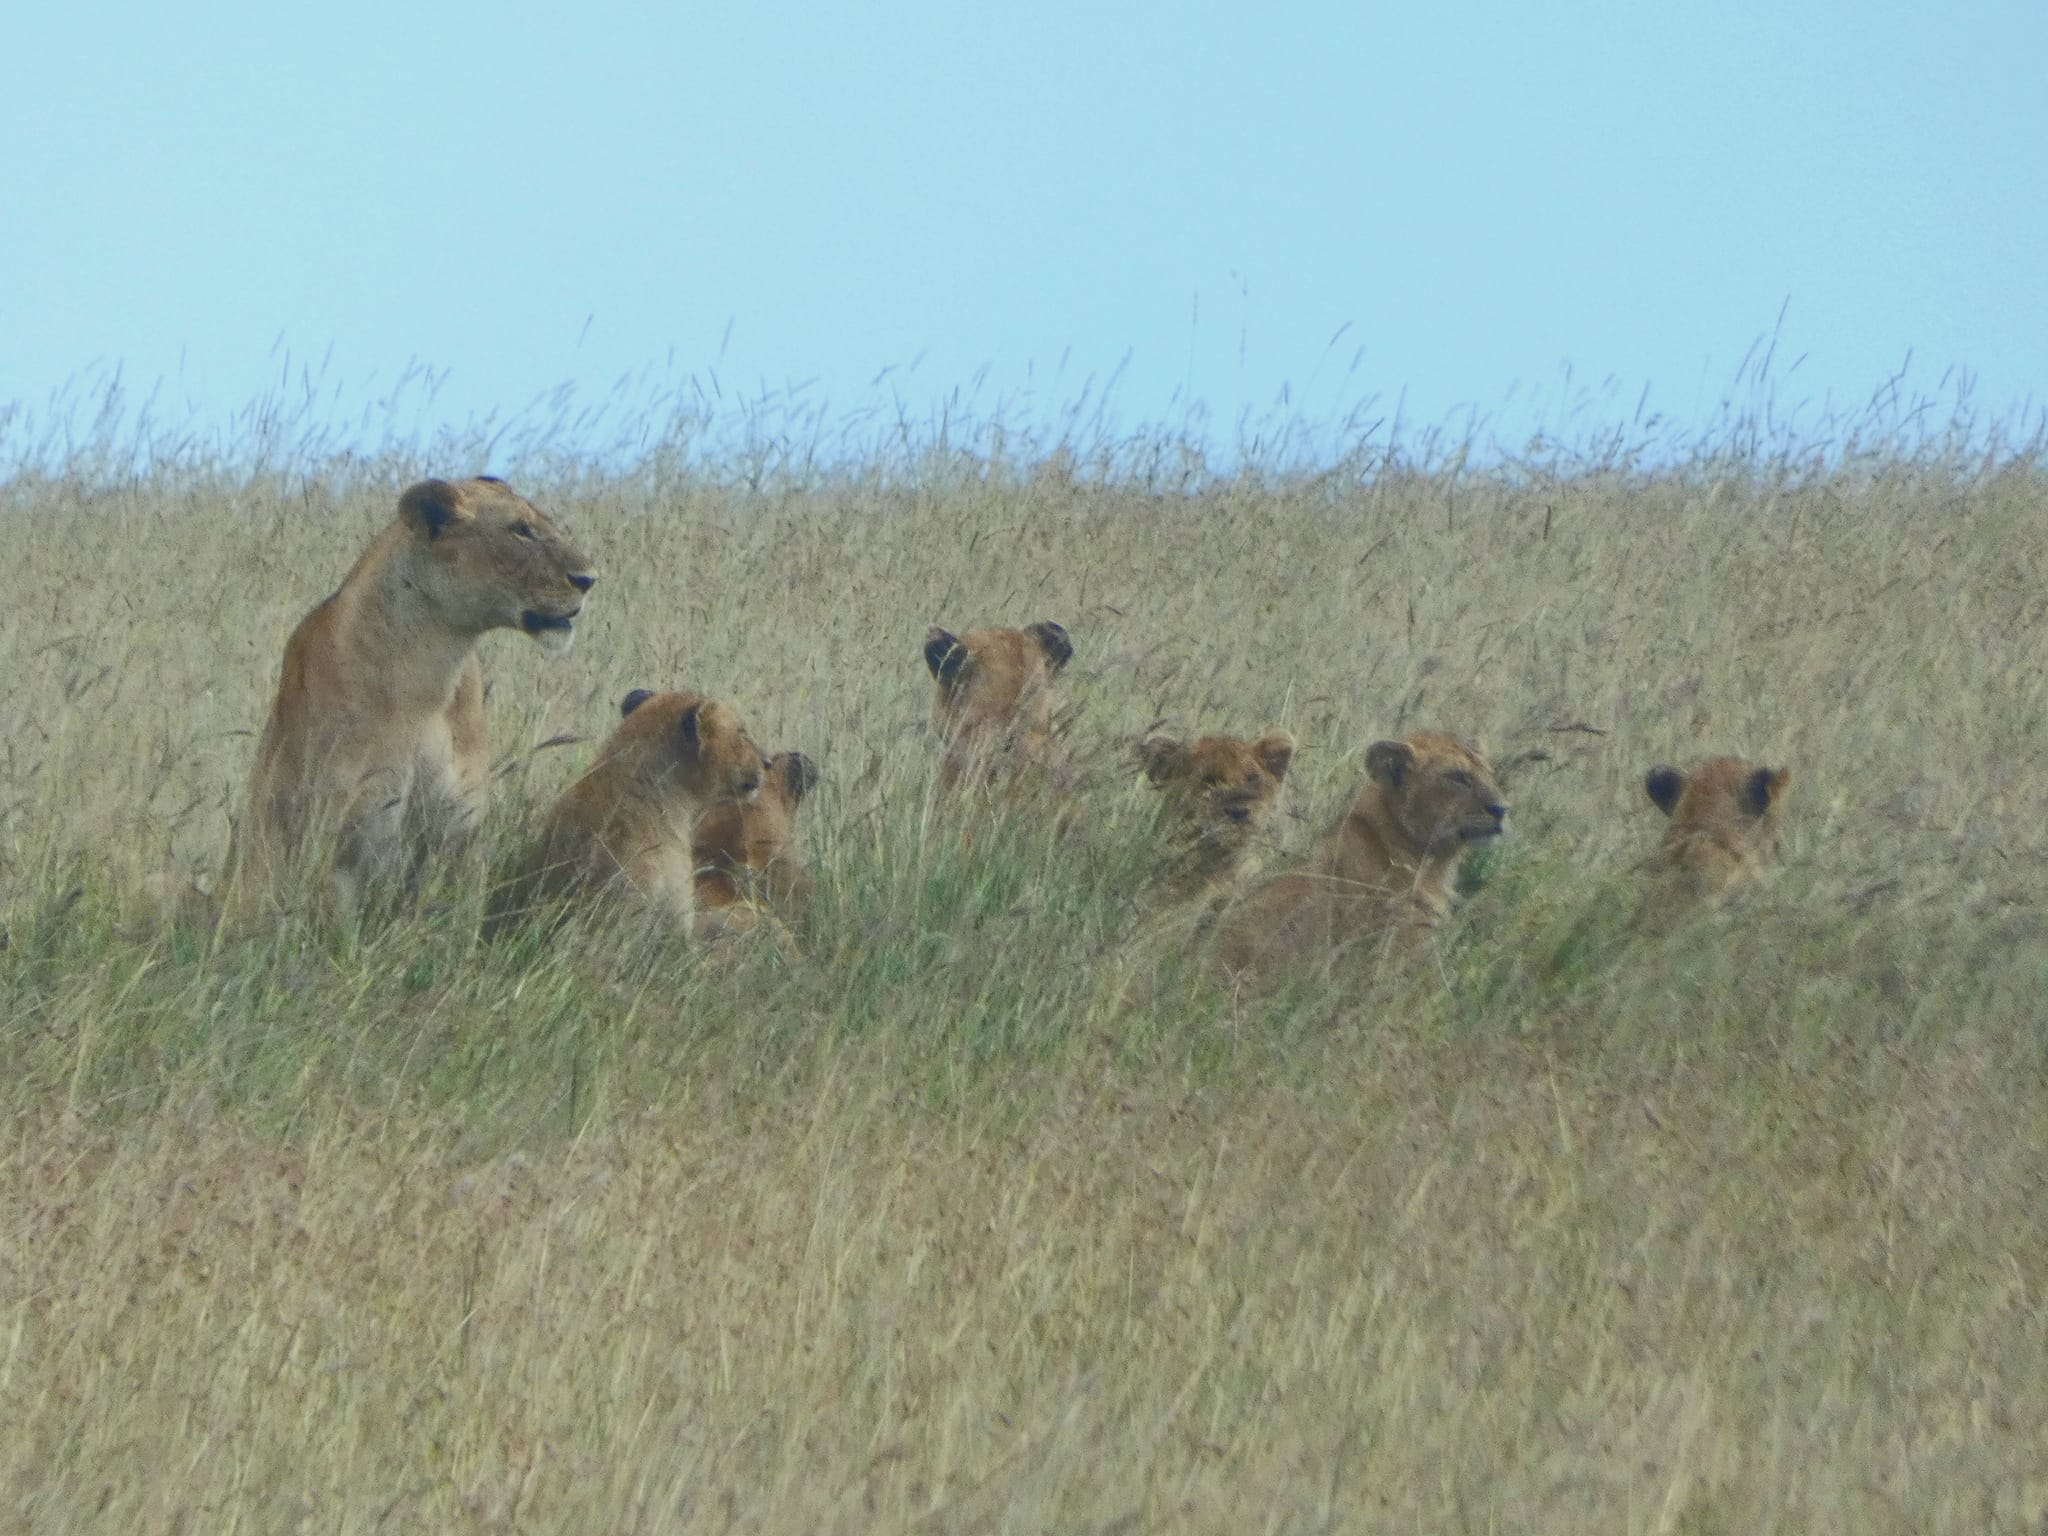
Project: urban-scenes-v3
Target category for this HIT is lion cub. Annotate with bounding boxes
[488,689,763,938]
[1215,731,1507,981]
[923,621,1074,796]
[1137,731,1295,903]
[691,749,818,948]
[233,476,595,918]
[1643,755,1791,908]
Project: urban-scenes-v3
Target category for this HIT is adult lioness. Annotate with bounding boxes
[487,688,764,938]
[1215,731,1507,981]
[1643,755,1791,908]
[923,621,1074,796]
[1137,730,1295,903]
[692,749,818,948]
[233,477,594,917]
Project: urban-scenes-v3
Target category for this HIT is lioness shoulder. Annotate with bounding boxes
[234,476,595,918]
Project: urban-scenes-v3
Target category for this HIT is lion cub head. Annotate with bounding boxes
[487,688,763,937]
[398,476,596,655]
[692,749,819,942]
[1365,732,1509,858]
[1644,755,1791,906]
[1138,730,1295,896]
[923,621,1074,792]
[1213,730,1506,981]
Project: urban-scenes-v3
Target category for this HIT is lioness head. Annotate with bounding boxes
[1139,730,1294,846]
[398,477,596,654]
[1644,755,1790,902]
[923,621,1073,787]
[1365,732,1507,856]
[609,688,764,804]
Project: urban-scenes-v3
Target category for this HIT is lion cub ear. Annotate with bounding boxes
[399,479,472,540]
[776,751,819,805]
[1137,736,1187,787]
[924,627,969,687]
[1027,621,1073,673]
[1253,732,1296,782]
[620,688,655,718]
[1365,739,1414,788]
[1645,765,1685,816]
[1742,765,1790,817]
[675,703,703,754]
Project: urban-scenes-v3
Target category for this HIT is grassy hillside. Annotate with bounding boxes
[3,402,2045,1532]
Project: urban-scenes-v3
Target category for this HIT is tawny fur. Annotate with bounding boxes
[231,476,594,918]
[1137,730,1295,903]
[1215,731,1507,981]
[923,621,1075,798]
[1643,755,1791,910]
[691,750,817,948]
[488,690,763,938]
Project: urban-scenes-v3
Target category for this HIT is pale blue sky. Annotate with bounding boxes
[4,0,2043,463]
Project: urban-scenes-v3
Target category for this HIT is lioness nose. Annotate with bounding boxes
[1485,801,1507,823]
[567,571,596,593]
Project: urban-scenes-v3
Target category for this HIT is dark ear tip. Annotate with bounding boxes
[1030,620,1074,669]
[1645,765,1684,814]
[924,628,966,683]
[620,688,654,717]
[1366,739,1410,786]
[783,751,820,801]
[1743,765,1780,815]
[401,477,459,535]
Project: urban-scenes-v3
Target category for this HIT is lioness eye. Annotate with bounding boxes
[512,521,537,541]
[1447,770,1474,788]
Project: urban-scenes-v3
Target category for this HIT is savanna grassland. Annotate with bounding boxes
[2,391,2046,1533]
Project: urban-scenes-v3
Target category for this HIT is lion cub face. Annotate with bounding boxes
[1366,732,1508,856]
[1139,731,1295,888]
[400,476,597,654]
[1644,756,1790,904]
[609,688,765,805]
[693,750,818,915]
[923,621,1073,789]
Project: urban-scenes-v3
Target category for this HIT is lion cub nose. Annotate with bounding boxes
[567,571,597,593]
[1485,801,1508,824]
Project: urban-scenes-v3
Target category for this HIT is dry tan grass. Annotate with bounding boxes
[2,405,2046,1530]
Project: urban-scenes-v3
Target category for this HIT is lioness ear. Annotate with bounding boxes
[1028,621,1073,672]
[1137,735,1186,787]
[1742,765,1789,817]
[399,479,470,540]
[620,688,654,718]
[925,627,969,687]
[778,751,819,805]
[1254,731,1296,782]
[1645,765,1685,816]
[1366,739,1414,788]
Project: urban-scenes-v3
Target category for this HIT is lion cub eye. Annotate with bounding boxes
[1446,770,1475,788]
[511,521,538,541]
